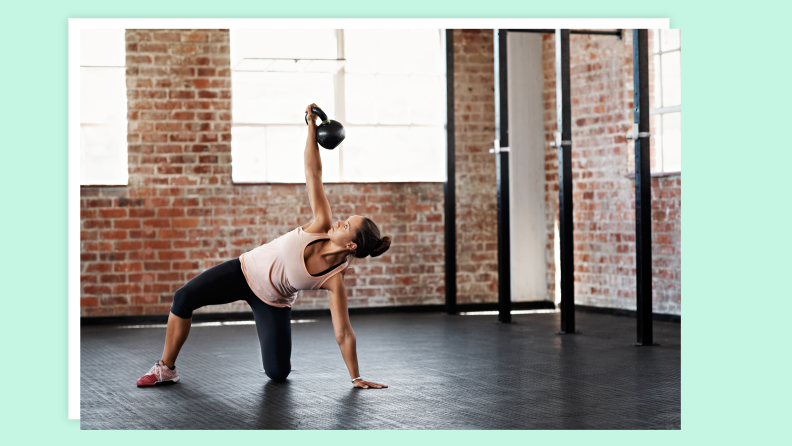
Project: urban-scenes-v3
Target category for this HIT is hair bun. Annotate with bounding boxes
[370,235,391,258]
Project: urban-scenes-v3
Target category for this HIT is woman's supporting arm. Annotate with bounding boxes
[302,103,332,233]
[322,274,387,389]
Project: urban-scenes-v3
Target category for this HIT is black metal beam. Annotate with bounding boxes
[494,30,509,149]
[444,29,457,315]
[495,148,511,324]
[508,29,622,39]
[633,29,656,346]
[494,29,511,324]
[555,29,578,335]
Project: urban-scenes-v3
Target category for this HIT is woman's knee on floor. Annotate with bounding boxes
[264,364,291,382]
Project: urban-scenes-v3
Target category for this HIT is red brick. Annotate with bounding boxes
[169,90,195,100]
[171,111,195,120]
[157,272,182,281]
[158,229,186,239]
[202,197,229,206]
[114,220,141,229]
[84,220,111,229]
[130,251,156,261]
[132,295,160,305]
[142,240,170,250]
[84,241,112,252]
[156,208,185,218]
[86,263,112,273]
[114,262,142,273]
[142,218,171,228]
[100,230,127,240]
[100,296,129,306]
[172,218,200,228]
[158,251,187,260]
[173,198,200,206]
[83,285,111,295]
[130,273,155,283]
[143,283,170,294]
[153,32,180,42]
[113,284,142,294]
[100,274,126,284]
[173,261,200,270]
[98,208,127,219]
[144,262,171,271]
[130,229,157,239]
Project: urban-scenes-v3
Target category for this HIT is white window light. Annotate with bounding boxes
[230,29,447,183]
[80,29,128,186]
[649,29,681,174]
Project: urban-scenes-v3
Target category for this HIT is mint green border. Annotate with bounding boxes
[3,0,790,443]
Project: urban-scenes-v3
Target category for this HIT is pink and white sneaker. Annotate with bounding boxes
[136,360,180,387]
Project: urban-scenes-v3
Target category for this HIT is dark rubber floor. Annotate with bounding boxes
[80,311,680,430]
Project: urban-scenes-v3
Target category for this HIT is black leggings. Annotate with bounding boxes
[170,258,291,381]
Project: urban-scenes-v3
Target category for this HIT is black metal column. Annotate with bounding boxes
[494,29,511,324]
[444,29,457,315]
[633,29,655,346]
[555,29,578,335]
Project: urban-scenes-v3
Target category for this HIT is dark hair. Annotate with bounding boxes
[352,217,391,259]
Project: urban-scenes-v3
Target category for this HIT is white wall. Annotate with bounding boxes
[507,33,548,302]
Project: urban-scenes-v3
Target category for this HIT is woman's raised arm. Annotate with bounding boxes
[302,103,332,234]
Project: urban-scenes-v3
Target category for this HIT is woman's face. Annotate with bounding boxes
[329,215,365,252]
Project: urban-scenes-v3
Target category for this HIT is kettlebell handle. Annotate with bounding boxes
[305,106,329,126]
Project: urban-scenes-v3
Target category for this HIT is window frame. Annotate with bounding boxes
[649,29,681,175]
[79,31,129,187]
[230,28,447,184]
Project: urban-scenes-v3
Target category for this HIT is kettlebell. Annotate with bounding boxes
[305,106,345,150]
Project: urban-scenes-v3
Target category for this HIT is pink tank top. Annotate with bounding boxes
[239,227,348,308]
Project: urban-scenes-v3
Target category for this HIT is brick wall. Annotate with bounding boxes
[80,28,679,318]
[80,29,486,317]
[452,30,499,303]
[542,30,682,315]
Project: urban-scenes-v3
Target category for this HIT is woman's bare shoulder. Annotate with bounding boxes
[301,219,331,235]
[320,271,345,291]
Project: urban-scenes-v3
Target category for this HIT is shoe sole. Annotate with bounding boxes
[137,376,180,387]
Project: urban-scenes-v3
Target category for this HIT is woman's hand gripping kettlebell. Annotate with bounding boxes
[305,103,319,130]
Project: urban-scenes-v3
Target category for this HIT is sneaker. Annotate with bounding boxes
[136,360,180,387]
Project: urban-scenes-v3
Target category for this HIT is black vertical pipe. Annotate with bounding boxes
[496,149,511,323]
[444,29,457,315]
[633,29,655,346]
[495,30,509,148]
[494,29,511,323]
[555,29,577,335]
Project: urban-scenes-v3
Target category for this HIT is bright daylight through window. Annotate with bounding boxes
[80,29,128,185]
[230,29,446,183]
[650,29,681,173]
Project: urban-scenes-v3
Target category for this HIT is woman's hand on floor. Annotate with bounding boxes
[353,379,387,389]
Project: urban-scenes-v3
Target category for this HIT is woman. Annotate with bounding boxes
[136,104,390,390]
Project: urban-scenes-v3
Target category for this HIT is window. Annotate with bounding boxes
[230,29,446,183]
[80,29,128,185]
[650,29,681,173]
